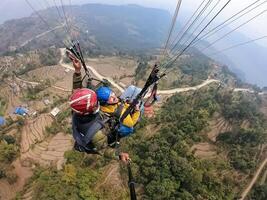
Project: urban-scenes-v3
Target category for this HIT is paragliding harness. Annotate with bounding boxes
[144,82,158,107]
[67,41,126,148]
[105,102,125,147]
[72,112,108,155]
[107,83,158,147]
[120,64,164,122]
[109,65,163,149]
[68,41,112,154]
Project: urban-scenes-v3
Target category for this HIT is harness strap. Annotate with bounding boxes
[114,103,125,119]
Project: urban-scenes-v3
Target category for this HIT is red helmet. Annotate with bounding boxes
[69,88,99,115]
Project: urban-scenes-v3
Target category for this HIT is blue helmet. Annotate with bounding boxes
[96,86,112,103]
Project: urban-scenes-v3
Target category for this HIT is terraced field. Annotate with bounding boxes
[207,114,232,142]
[1,85,22,115]
[0,113,73,200]
[20,114,73,168]
[22,189,33,200]
[21,132,73,169]
[191,142,217,159]
[20,114,53,153]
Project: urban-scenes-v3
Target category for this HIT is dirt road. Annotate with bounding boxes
[15,75,71,92]
[59,49,265,98]
[233,88,255,93]
[239,158,267,200]
[157,79,220,94]
[20,25,65,47]
[59,49,223,95]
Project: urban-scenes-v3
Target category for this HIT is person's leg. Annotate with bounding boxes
[84,142,99,154]
[74,141,86,152]
[74,141,98,154]
[107,131,121,148]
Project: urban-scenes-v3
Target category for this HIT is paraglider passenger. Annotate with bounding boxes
[96,86,141,144]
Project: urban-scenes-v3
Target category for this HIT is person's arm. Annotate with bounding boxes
[73,72,83,90]
[121,104,141,127]
[92,131,130,163]
[67,51,83,90]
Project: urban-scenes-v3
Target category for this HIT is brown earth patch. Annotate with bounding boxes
[0,159,32,200]
[23,65,65,83]
[191,142,217,159]
[21,132,73,170]
[206,113,232,142]
[87,57,136,85]
[1,85,22,115]
[120,77,135,87]
[95,161,127,199]
[20,114,53,153]
[241,120,250,129]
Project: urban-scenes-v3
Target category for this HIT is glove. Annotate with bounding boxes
[102,79,111,87]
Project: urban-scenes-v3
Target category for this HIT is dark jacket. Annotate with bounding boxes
[72,72,116,156]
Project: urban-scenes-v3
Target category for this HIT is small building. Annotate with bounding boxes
[50,107,60,117]
[44,99,51,106]
[31,111,38,117]
[0,117,5,126]
[14,107,28,116]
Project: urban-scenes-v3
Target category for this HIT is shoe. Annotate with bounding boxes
[74,142,86,152]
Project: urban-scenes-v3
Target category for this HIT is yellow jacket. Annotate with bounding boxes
[100,102,140,128]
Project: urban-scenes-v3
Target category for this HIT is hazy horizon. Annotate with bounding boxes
[1,0,266,44]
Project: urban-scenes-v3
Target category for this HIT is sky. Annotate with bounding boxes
[0,0,266,47]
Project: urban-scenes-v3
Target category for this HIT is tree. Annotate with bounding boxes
[0,142,17,163]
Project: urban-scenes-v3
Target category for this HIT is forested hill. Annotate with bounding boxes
[0,4,171,54]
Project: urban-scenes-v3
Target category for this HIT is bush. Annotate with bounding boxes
[30,166,101,200]
[0,143,18,164]
[135,61,148,81]
[0,169,6,179]
[3,135,16,144]
[39,48,59,66]
[249,184,267,200]
[0,97,7,115]
[6,171,18,184]
[217,128,265,147]
[16,62,38,75]
[228,148,255,172]
[45,121,61,135]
